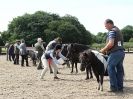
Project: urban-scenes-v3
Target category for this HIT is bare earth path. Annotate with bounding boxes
[0,54,133,99]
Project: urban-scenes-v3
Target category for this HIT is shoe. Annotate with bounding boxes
[50,71,53,74]
[118,89,123,92]
[57,71,61,74]
[108,89,117,92]
[37,67,43,70]
[54,76,60,79]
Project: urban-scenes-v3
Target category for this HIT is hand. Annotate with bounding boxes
[100,49,106,54]
[62,62,66,65]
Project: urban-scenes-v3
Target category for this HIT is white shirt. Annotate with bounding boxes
[41,50,67,65]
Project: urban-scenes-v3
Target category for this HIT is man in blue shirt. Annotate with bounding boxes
[100,19,125,92]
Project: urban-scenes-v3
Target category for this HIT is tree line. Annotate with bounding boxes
[0,11,133,46]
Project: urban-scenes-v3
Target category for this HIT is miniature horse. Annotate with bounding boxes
[66,43,89,73]
[80,49,108,91]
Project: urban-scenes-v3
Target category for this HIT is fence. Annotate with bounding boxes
[0,46,133,55]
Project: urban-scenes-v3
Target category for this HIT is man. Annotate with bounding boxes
[8,43,15,61]
[35,38,45,70]
[14,40,20,65]
[5,41,10,61]
[100,19,125,92]
[19,39,29,66]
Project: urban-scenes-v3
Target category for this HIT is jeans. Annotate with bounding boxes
[107,50,125,90]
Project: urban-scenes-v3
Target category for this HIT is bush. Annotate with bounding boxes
[129,38,133,42]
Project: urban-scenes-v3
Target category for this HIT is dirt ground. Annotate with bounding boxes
[0,54,133,99]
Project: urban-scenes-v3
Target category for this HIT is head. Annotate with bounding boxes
[37,38,43,43]
[54,44,62,53]
[104,19,114,31]
[55,37,62,44]
[21,39,25,43]
[16,40,20,44]
[79,50,91,71]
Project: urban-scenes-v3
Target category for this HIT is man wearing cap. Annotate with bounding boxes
[100,19,125,92]
[35,38,45,69]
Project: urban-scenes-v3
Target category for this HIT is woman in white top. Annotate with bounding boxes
[40,44,67,79]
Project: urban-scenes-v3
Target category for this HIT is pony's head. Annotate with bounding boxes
[79,50,92,71]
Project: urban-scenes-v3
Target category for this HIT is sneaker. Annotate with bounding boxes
[54,76,60,79]
[57,71,61,74]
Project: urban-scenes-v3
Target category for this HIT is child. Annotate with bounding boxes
[40,44,67,79]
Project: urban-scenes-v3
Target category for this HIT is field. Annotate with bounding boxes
[0,54,133,99]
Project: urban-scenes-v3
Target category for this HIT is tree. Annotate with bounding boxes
[121,25,133,42]
[5,11,92,45]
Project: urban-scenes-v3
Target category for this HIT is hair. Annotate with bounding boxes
[53,44,62,57]
[21,39,25,43]
[105,19,114,25]
[55,37,62,43]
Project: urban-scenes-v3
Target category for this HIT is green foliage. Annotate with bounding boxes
[129,38,133,42]
[3,11,92,46]
[121,25,133,42]
[123,42,133,48]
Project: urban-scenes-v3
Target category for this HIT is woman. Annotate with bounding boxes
[40,44,67,80]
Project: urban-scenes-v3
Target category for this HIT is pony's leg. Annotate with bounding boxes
[85,66,89,80]
[75,62,78,73]
[100,75,104,91]
[89,66,93,79]
[71,62,74,73]
[95,75,100,90]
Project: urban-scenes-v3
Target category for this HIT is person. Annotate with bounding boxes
[8,43,15,61]
[19,39,29,67]
[40,44,67,80]
[45,37,62,52]
[14,40,20,65]
[5,41,10,61]
[100,19,125,92]
[34,38,45,69]
[45,37,62,73]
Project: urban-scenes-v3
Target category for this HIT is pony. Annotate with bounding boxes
[79,49,108,91]
[66,43,90,73]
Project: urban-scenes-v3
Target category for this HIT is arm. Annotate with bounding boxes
[100,39,114,54]
[58,52,67,61]
[100,31,115,54]
[50,52,61,65]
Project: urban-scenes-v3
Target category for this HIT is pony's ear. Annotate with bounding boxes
[71,43,73,47]
[83,52,88,57]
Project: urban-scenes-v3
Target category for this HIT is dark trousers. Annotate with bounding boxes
[14,54,19,64]
[37,51,43,69]
[21,55,29,66]
[9,54,15,61]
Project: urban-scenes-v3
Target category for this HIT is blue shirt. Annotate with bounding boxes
[107,30,116,39]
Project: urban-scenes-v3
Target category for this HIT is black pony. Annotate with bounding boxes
[79,49,108,91]
[27,50,38,66]
[66,43,90,73]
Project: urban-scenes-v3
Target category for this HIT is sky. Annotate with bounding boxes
[0,0,133,34]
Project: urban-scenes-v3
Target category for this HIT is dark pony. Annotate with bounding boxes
[79,49,108,91]
[27,50,38,66]
[66,43,90,73]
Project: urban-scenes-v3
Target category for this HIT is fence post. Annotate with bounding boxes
[0,47,1,54]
